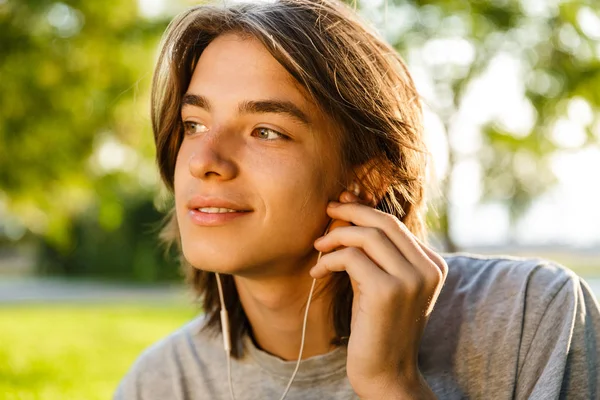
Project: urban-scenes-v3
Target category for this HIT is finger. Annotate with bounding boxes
[314,225,413,280]
[327,201,435,272]
[412,238,448,309]
[326,202,446,294]
[327,218,351,234]
[413,236,448,279]
[310,247,389,289]
[323,191,364,236]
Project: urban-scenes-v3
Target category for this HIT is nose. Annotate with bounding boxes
[188,130,238,181]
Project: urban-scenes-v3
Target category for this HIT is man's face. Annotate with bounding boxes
[174,33,344,278]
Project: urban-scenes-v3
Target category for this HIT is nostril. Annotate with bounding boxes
[187,147,238,181]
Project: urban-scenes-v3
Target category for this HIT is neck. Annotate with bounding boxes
[234,265,337,361]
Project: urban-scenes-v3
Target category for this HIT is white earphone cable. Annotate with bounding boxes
[215,274,235,400]
[278,276,318,400]
[215,249,324,400]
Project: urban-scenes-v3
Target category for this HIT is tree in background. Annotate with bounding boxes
[363,0,600,250]
[0,0,179,280]
[0,0,598,280]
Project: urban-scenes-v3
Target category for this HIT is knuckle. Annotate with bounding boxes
[382,212,401,231]
[424,265,444,290]
[438,258,449,278]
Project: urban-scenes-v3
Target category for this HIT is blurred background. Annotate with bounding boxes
[1,0,599,398]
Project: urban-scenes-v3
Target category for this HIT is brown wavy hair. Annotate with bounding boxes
[152,0,428,358]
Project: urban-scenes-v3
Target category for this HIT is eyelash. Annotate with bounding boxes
[183,121,208,135]
[182,121,288,141]
[251,127,288,141]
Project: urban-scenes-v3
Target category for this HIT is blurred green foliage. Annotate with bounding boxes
[0,0,180,280]
[378,0,600,249]
[0,0,599,279]
[37,195,181,281]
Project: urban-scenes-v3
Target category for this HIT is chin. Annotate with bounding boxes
[181,239,268,276]
[182,247,238,272]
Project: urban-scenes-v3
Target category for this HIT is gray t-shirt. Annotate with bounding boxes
[115,254,600,399]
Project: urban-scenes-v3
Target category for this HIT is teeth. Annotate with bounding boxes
[198,207,238,213]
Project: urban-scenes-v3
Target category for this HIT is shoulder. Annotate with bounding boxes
[421,253,593,395]
[440,252,578,303]
[435,254,600,399]
[430,252,584,336]
[432,253,594,342]
[114,315,217,399]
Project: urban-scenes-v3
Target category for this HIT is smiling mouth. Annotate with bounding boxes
[197,207,244,214]
[188,207,251,226]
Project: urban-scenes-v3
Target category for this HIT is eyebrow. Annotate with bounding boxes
[181,93,312,127]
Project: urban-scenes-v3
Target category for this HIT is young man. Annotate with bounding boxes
[116,0,600,398]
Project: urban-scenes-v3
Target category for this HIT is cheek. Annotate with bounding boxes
[173,145,193,224]
[173,143,191,195]
[257,151,339,221]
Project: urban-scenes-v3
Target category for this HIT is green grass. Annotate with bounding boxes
[0,302,198,400]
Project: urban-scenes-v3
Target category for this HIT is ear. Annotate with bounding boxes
[349,159,389,207]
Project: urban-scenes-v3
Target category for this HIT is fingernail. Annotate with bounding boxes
[329,201,341,208]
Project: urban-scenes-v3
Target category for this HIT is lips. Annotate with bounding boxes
[186,197,252,227]
[186,196,252,213]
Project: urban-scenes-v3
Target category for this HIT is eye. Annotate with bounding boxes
[252,127,286,141]
[183,121,209,135]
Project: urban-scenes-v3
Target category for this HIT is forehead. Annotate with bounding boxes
[189,33,308,109]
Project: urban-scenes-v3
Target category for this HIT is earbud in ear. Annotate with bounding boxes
[349,182,361,197]
[347,181,377,207]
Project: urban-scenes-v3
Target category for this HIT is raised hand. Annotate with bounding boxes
[310,191,447,399]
